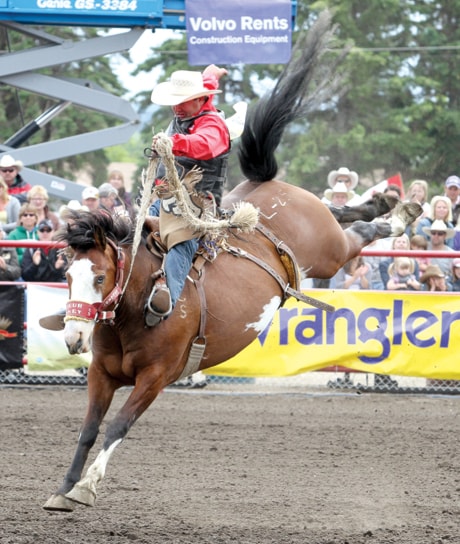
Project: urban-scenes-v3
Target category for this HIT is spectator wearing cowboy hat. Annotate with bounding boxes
[419,264,449,292]
[313,178,358,289]
[422,219,455,280]
[145,64,230,326]
[325,167,361,205]
[416,195,454,248]
[323,181,354,208]
[0,154,32,204]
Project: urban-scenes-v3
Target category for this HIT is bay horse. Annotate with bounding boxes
[43,15,421,512]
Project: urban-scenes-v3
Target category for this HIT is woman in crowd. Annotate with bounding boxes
[416,195,454,247]
[405,179,430,237]
[7,203,39,264]
[107,169,133,215]
[0,178,20,233]
[27,185,60,231]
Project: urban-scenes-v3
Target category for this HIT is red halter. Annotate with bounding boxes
[65,238,125,324]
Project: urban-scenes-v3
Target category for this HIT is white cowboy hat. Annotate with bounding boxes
[327,167,359,189]
[422,219,455,240]
[324,181,354,202]
[0,154,23,171]
[151,70,221,106]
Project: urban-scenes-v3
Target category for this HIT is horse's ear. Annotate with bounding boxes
[93,225,107,251]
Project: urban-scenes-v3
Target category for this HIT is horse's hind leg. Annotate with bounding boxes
[330,193,400,224]
[344,201,422,252]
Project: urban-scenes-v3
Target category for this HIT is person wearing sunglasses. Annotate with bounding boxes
[21,219,67,282]
[6,203,39,264]
[421,219,455,281]
[0,154,32,204]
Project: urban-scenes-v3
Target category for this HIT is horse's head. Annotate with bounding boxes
[58,211,130,354]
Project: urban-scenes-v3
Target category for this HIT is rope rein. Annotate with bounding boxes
[121,131,259,298]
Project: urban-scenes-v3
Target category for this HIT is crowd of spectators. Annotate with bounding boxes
[1,153,460,293]
[0,155,133,283]
[322,168,460,292]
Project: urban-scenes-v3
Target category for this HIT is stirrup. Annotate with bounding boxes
[145,281,172,327]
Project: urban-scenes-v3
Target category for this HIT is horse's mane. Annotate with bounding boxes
[57,210,134,250]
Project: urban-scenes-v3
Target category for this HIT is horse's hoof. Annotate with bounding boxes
[65,484,96,507]
[398,201,423,223]
[43,494,75,512]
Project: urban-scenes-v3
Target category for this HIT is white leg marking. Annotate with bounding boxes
[78,439,122,492]
[245,296,281,333]
[390,214,406,236]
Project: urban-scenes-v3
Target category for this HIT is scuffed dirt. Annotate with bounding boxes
[1,386,460,543]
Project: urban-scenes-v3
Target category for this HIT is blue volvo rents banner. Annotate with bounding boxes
[186,0,292,65]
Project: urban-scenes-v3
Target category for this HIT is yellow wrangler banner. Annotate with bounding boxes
[207,290,460,379]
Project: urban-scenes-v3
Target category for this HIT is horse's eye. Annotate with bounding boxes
[96,275,105,285]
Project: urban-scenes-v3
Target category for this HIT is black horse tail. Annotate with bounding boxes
[238,10,348,182]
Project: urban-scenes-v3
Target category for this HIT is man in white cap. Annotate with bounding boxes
[145,64,230,326]
[0,154,31,204]
[81,186,100,212]
[443,175,460,224]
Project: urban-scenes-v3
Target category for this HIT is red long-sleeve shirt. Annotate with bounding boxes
[170,72,230,160]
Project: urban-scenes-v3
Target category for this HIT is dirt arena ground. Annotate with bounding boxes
[1,385,459,544]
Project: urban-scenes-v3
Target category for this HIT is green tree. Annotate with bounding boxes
[132,1,460,199]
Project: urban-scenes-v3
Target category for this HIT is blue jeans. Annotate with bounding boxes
[149,200,199,308]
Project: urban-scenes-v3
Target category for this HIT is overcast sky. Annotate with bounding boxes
[110,28,178,98]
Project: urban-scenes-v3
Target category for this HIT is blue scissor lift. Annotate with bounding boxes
[0,0,188,199]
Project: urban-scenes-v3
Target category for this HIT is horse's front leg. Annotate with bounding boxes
[43,365,118,512]
[64,368,165,508]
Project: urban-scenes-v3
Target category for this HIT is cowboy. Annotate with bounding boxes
[145,64,231,326]
[0,154,32,204]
